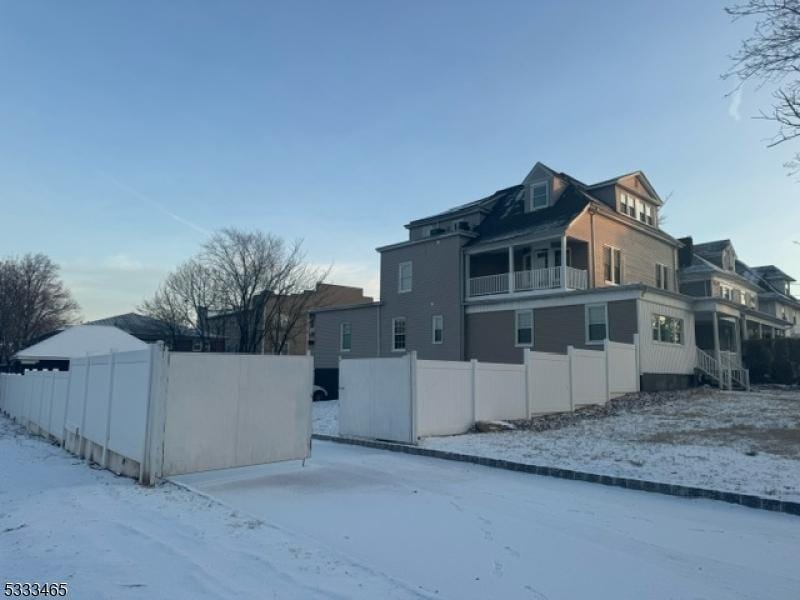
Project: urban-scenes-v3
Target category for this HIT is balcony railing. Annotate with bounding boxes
[468,267,588,297]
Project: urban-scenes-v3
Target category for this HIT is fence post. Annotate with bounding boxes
[101,349,117,468]
[409,351,418,444]
[79,354,91,460]
[470,358,478,426]
[523,349,532,418]
[567,345,575,412]
[603,340,611,404]
[141,342,168,486]
[46,371,56,439]
[633,333,641,392]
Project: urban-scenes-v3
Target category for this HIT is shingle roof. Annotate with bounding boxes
[468,184,591,246]
[86,313,202,340]
[694,240,731,256]
[752,265,796,282]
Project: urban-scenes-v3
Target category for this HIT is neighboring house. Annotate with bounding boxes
[313,162,708,392]
[85,313,225,352]
[676,238,792,376]
[207,282,373,356]
[748,265,800,337]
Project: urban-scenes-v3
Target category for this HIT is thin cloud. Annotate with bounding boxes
[728,86,743,122]
[97,170,211,235]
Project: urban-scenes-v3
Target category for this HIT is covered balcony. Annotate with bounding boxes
[466,236,589,298]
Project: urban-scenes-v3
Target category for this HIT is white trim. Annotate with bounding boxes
[603,245,622,285]
[392,317,407,352]
[585,303,609,345]
[466,288,645,314]
[514,309,533,347]
[397,261,413,293]
[339,322,352,352]
[431,315,443,344]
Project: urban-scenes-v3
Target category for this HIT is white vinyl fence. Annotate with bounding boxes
[339,340,639,444]
[1,346,313,484]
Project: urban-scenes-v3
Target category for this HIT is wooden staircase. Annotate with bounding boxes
[696,348,750,390]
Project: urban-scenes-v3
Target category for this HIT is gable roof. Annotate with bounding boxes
[86,312,202,340]
[15,325,148,361]
[586,170,662,205]
[752,265,796,282]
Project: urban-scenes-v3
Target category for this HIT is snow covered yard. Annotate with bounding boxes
[0,416,425,599]
[423,387,800,501]
[313,388,800,501]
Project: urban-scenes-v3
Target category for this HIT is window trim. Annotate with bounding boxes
[514,309,534,347]
[397,261,413,293]
[392,317,407,352]
[585,303,609,345]
[603,245,622,285]
[650,313,685,345]
[655,263,669,290]
[431,315,443,344]
[339,322,352,352]
[529,181,549,211]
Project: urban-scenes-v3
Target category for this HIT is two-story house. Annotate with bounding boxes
[313,162,706,393]
[676,238,796,368]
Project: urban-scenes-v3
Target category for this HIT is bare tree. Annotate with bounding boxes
[725,0,800,171]
[142,228,329,354]
[0,254,80,365]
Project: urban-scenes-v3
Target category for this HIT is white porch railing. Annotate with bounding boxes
[696,347,750,390]
[470,267,588,297]
[468,273,509,296]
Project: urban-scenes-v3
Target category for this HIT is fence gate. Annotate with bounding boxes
[339,356,414,444]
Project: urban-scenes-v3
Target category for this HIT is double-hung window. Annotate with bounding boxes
[432,315,443,344]
[340,322,352,352]
[604,246,622,285]
[651,314,684,344]
[530,182,548,210]
[585,303,608,344]
[392,317,406,351]
[515,310,533,346]
[644,204,654,226]
[655,264,669,290]
[398,261,412,293]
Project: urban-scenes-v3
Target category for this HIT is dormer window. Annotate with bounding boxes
[620,193,636,218]
[530,182,548,211]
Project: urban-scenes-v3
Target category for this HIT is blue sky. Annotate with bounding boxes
[1,1,797,319]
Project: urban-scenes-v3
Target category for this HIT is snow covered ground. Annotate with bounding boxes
[0,416,428,599]
[313,388,800,500]
[178,439,800,600]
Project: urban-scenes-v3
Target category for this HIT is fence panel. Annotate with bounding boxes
[571,348,607,406]
[107,350,152,462]
[528,351,571,414]
[339,356,413,443]
[416,359,472,437]
[49,372,69,440]
[475,362,526,422]
[161,353,313,476]
[607,341,638,397]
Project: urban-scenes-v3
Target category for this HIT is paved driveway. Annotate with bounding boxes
[174,440,800,600]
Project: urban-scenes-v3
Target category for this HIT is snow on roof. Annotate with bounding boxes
[15,325,148,361]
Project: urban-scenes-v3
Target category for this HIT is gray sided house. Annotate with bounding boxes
[312,161,736,393]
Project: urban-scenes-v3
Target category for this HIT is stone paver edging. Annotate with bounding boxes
[312,433,800,517]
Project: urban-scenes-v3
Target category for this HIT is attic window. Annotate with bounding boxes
[530,182,548,210]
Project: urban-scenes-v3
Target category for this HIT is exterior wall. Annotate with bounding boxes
[760,298,800,336]
[568,211,677,292]
[637,297,697,375]
[379,235,466,360]
[311,304,380,369]
[465,299,638,364]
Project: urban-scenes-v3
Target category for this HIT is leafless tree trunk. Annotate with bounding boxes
[725,0,800,171]
[0,254,80,365]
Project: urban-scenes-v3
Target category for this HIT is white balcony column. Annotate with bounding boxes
[508,246,515,293]
[560,235,568,289]
[465,253,471,298]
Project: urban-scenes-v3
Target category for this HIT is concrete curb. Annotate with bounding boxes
[312,433,800,517]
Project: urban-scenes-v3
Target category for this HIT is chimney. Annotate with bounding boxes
[678,237,694,268]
